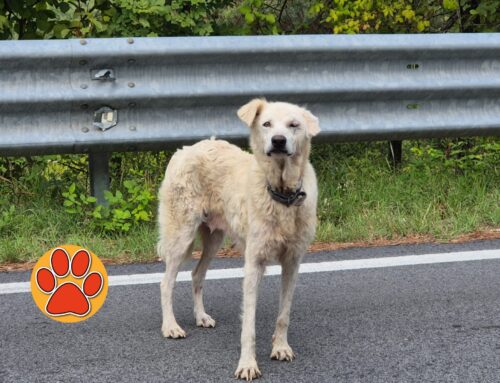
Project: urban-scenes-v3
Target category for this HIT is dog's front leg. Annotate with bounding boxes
[271,253,301,361]
[235,259,265,381]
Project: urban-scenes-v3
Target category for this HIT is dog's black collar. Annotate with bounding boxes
[267,181,307,207]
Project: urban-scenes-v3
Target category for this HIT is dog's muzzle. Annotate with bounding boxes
[267,135,292,156]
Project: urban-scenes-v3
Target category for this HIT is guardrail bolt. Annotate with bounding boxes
[81,127,89,133]
[128,59,136,64]
[128,82,135,88]
[80,39,87,45]
[93,107,118,131]
[129,102,136,108]
[79,60,87,66]
[129,126,137,131]
[80,84,88,89]
[127,38,134,44]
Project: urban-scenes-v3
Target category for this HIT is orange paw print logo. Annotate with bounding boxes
[31,245,108,323]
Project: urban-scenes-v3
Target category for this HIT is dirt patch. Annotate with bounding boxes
[307,229,500,253]
[0,261,38,273]
[1,229,499,273]
[192,228,500,258]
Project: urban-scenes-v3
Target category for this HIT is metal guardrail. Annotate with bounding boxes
[1,34,500,202]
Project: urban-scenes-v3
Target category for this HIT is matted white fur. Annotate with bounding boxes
[157,99,320,380]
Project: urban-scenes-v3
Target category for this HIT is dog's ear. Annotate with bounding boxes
[303,109,320,137]
[237,98,265,127]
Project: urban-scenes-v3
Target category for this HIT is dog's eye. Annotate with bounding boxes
[289,121,300,128]
[263,121,271,128]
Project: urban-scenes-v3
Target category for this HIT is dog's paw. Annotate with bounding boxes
[162,323,186,339]
[270,343,295,361]
[196,313,216,328]
[234,359,261,381]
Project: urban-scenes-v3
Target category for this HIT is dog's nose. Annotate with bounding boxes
[271,135,287,148]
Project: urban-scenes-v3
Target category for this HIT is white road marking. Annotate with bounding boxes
[1,249,499,295]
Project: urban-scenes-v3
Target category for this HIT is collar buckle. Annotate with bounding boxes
[267,181,307,207]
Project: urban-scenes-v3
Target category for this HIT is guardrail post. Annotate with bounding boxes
[388,140,402,167]
[89,152,110,206]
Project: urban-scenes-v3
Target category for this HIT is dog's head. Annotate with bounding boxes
[237,99,320,158]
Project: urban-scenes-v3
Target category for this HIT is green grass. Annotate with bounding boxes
[314,144,499,242]
[0,139,498,264]
[0,197,157,264]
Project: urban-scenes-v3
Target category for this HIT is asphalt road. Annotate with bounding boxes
[1,240,500,383]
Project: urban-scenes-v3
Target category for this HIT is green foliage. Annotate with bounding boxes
[408,138,500,172]
[96,180,155,232]
[311,139,499,242]
[238,0,428,34]
[0,0,114,39]
[0,204,15,234]
[1,150,168,238]
[0,155,87,205]
[237,0,500,34]
[2,0,500,39]
[62,182,97,215]
[468,0,500,32]
[107,0,233,37]
[236,0,325,34]
[322,0,431,34]
[62,179,155,233]
[239,0,279,34]
[0,0,232,39]
[443,0,459,11]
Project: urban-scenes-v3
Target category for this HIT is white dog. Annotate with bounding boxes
[157,99,320,380]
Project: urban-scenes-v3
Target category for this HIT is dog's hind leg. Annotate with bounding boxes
[192,224,224,328]
[159,225,197,339]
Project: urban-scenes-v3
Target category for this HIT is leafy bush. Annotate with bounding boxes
[408,138,500,172]
[62,182,97,215]
[0,0,112,39]
[62,180,155,233]
[96,180,155,232]
[236,0,500,34]
[107,0,233,37]
[0,0,233,39]
[2,0,500,40]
